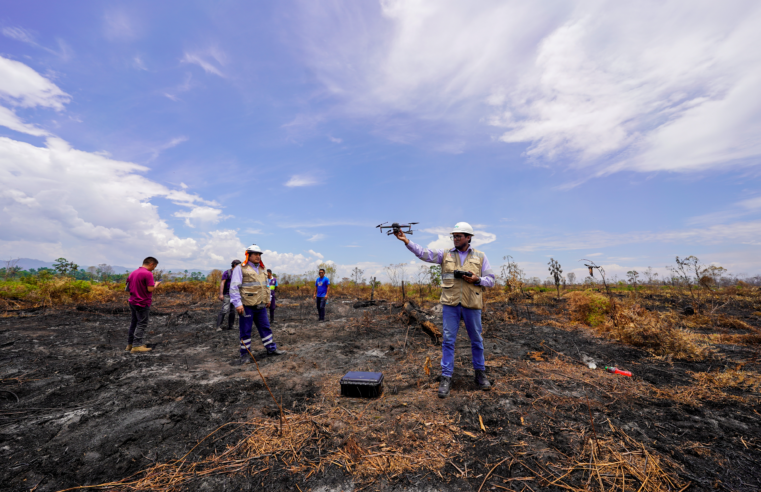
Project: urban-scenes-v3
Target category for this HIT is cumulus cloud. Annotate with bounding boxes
[422,227,497,251]
[297,1,761,174]
[0,55,70,110]
[173,206,230,228]
[262,250,325,274]
[285,174,320,187]
[307,249,324,259]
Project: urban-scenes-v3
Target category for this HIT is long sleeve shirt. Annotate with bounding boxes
[229,264,271,308]
[406,241,496,288]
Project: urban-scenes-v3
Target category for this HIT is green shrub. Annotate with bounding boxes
[566,291,611,327]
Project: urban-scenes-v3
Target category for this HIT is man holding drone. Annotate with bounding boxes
[394,222,495,398]
[229,244,285,365]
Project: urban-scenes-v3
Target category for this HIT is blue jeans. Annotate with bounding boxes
[239,305,276,357]
[441,304,485,378]
[316,296,327,320]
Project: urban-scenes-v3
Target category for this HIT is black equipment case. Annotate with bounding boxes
[340,371,384,398]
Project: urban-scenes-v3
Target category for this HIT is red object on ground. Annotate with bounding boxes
[605,366,632,377]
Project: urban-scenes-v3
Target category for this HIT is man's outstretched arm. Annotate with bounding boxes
[394,230,445,265]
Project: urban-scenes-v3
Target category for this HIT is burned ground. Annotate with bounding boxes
[1,290,760,491]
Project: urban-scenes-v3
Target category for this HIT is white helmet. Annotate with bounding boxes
[245,244,264,254]
[451,222,474,235]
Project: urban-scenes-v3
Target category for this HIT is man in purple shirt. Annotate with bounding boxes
[126,257,161,353]
[216,259,241,331]
[395,222,496,398]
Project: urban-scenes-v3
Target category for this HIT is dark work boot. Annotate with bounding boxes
[438,376,451,398]
[475,370,492,391]
[267,349,286,356]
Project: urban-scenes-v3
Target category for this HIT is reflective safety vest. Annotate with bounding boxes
[440,247,486,310]
[240,264,269,307]
[268,278,277,290]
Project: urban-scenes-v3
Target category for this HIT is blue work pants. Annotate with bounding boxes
[441,304,485,378]
[239,305,276,357]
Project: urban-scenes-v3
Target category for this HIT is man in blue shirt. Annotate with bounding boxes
[313,268,330,322]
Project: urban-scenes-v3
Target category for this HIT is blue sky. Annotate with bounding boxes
[1,1,760,282]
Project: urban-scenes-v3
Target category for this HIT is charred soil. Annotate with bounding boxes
[1,290,760,491]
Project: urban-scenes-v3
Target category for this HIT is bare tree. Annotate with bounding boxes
[548,258,563,298]
[627,270,639,292]
[643,267,658,285]
[580,259,610,295]
[3,258,21,280]
[384,263,407,287]
[501,255,525,293]
[350,267,365,285]
[566,272,576,285]
[97,264,114,281]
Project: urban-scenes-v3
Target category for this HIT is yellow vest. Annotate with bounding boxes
[239,264,269,307]
[440,247,486,310]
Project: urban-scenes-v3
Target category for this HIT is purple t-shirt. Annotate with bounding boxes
[128,267,156,307]
[221,269,232,295]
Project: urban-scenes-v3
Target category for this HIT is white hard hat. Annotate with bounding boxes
[245,244,264,254]
[451,222,474,235]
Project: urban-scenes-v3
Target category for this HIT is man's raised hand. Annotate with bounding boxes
[394,229,410,245]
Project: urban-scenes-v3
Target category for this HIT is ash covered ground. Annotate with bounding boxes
[1,292,760,491]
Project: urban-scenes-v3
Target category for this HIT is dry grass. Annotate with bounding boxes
[60,400,463,491]
[564,292,712,361]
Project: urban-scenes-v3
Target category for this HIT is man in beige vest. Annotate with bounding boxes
[396,222,496,398]
[229,244,285,365]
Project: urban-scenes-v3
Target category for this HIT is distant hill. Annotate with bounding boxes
[8,258,211,275]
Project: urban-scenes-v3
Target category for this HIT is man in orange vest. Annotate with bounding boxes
[229,244,285,365]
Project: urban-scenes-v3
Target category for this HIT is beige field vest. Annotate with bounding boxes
[240,264,269,307]
[440,247,486,310]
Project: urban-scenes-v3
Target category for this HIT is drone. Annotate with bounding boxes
[376,222,418,236]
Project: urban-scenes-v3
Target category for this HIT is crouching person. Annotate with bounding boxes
[126,257,161,353]
[229,244,285,365]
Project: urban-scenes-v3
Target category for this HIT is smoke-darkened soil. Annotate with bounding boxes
[1,292,760,491]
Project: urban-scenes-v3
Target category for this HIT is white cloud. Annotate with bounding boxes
[307,233,326,242]
[298,1,761,174]
[262,249,324,274]
[512,220,761,252]
[173,206,229,228]
[284,174,320,187]
[422,227,497,251]
[2,26,36,45]
[328,136,342,143]
[0,55,70,111]
[307,249,324,259]
[181,49,227,77]
[148,135,188,161]
[0,106,49,136]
